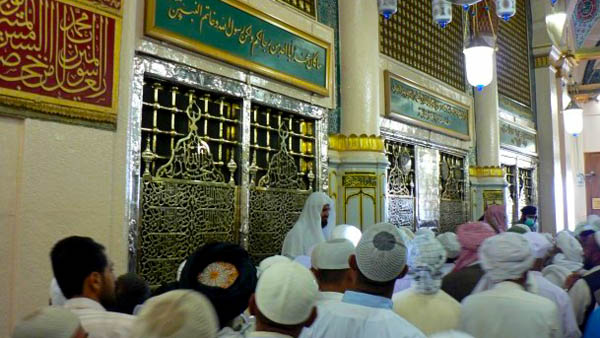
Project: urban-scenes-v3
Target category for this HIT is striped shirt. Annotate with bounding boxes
[64,297,134,338]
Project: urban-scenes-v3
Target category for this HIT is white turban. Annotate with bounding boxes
[574,223,599,237]
[397,226,415,244]
[49,278,66,306]
[436,232,461,259]
[553,231,583,272]
[415,228,436,238]
[523,232,553,259]
[479,232,534,283]
[311,238,354,270]
[356,223,407,282]
[429,331,475,338]
[255,261,318,325]
[257,255,291,278]
[542,264,571,288]
[407,235,447,294]
[331,224,362,247]
[282,192,335,258]
[132,290,219,338]
[12,307,80,338]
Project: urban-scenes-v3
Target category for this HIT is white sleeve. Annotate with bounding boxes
[568,279,592,326]
[561,295,582,338]
[550,304,562,338]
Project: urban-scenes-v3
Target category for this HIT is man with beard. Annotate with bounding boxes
[51,236,134,338]
[569,231,600,330]
[282,192,335,258]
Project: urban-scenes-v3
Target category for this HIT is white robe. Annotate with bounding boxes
[281,192,334,258]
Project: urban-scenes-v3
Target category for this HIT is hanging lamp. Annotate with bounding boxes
[464,3,495,91]
[495,0,516,21]
[378,0,398,19]
[433,0,453,28]
[564,100,584,136]
[545,0,567,47]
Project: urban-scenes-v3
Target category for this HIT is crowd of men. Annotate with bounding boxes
[10,191,600,338]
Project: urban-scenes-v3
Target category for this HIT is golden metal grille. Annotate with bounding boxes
[248,104,317,262]
[439,152,466,232]
[385,140,416,229]
[275,0,316,18]
[518,167,533,206]
[138,77,241,287]
[379,0,465,91]
[496,0,531,107]
[503,164,517,222]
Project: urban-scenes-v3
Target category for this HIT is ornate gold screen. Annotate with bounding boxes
[276,0,316,18]
[497,0,531,107]
[379,0,465,91]
[518,167,533,207]
[385,140,416,229]
[130,56,328,287]
[503,164,517,222]
[439,152,467,232]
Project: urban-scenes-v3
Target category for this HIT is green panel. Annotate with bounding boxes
[150,0,329,91]
[500,121,537,154]
[387,76,469,139]
[499,95,534,121]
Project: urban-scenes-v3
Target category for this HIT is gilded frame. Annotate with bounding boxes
[384,71,472,141]
[144,0,332,97]
[0,0,122,126]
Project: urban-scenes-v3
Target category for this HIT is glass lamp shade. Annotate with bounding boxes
[464,45,494,91]
[378,0,398,19]
[564,101,584,136]
[495,0,516,21]
[432,0,453,28]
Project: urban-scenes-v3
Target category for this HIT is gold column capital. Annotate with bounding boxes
[329,134,385,153]
[469,166,505,178]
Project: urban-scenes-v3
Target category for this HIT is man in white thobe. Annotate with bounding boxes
[248,261,319,338]
[303,222,426,338]
[393,234,461,335]
[12,306,88,338]
[282,192,335,258]
[569,231,600,330]
[523,232,581,338]
[460,232,561,338]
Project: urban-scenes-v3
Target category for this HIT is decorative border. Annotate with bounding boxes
[144,0,332,96]
[384,71,472,141]
[126,55,329,268]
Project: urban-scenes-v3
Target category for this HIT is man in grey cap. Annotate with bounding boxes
[302,223,426,338]
[310,238,355,304]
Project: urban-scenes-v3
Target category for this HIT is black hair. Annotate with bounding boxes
[115,273,151,314]
[50,236,107,299]
[315,269,348,285]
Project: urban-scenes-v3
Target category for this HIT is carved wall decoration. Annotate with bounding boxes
[519,167,533,207]
[379,0,465,91]
[385,140,416,229]
[439,152,467,231]
[0,0,121,126]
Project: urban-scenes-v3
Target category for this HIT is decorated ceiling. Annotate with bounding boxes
[573,0,600,84]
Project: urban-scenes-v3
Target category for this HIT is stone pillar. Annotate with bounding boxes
[470,53,508,221]
[328,1,387,231]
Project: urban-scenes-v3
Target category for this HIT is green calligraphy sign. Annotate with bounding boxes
[385,72,470,140]
[145,0,331,96]
[500,120,537,154]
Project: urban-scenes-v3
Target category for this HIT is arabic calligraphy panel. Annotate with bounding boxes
[0,0,121,125]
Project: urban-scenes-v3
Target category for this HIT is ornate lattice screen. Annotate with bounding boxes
[439,152,467,232]
[385,140,416,229]
[497,0,531,107]
[379,0,465,91]
[248,104,317,262]
[518,167,533,207]
[276,0,316,18]
[503,164,517,222]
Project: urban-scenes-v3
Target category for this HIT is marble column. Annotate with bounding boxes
[470,53,508,221]
[328,0,387,231]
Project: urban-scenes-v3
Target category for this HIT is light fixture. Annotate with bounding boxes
[564,100,584,136]
[378,0,397,19]
[495,0,516,21]
[545,0,567,47]
[433,0,453,28]
[464,39,495,91]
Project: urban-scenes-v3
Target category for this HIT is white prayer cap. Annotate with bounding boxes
[574,223,599,237]
[523,232,553,259]
[132,290,219,338]
[588,214,600,224]
[255,261,318,325]
[257,255,291,278]
[556,231,583,263]
[294,255,312,269]
[12,307,80,338]
[49,278,66,306]
[311,238,355,270]
[479,232,534,283]
[408,235,446,294]
[542,264,571,288]
[415,228,436,238]
[436,232,461,259]
[331,224,362,247]
[429,331,475,338]
[355,223,407,283]
[397,226,415,243]
[542,232,554,244]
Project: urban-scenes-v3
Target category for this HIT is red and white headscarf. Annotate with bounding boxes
[484,205,508,233]
[453,222,496,272]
